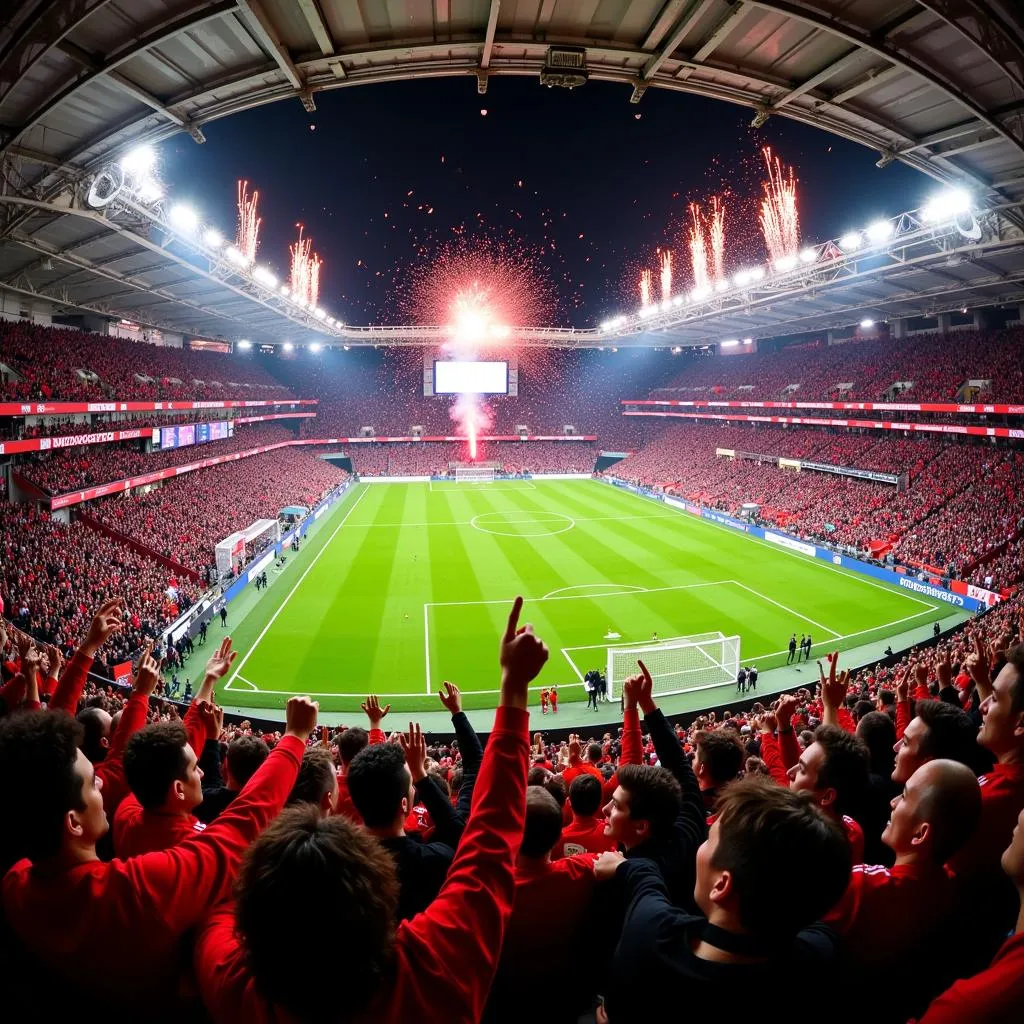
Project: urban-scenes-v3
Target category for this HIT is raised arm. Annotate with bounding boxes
[894,669,912,740]
[360,693,390,745]
[50,598,124,715]
[439,681,483,822]
[965,636,994,704]
[397,597,546,1023]
[401,721,460,846]
[602,673,644,802]
[184,638,236,753]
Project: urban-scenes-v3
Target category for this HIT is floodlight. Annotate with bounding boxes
[838,231,863,252]
[715,280,730,293]
[866,219,894,243]
[661,301,671,312]
[720,339,739,348]
[921,189,971,224]
[283,342,294,352]
[799,246,818,264]
[671,346,682,354]
[639,306,657,318]
[860,318,875,328]
[774,255,798,272]
[309,342,322,353]
[672,296,683,306]
[691,286,711,301]
[120,146,156,178]
[225,246,248,266]
[237,339,252,350]
[280,285,290,295]
[253,266,278,287]
[168,204,199,234]
[136,178,163,204]
[314,308,327,320]
[749,267,765,281]
[743,338,753,344]
[343,345,350,351]
[202,228,224,249]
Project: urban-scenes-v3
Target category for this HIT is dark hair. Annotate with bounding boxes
[1006,644,1024,712]
[853,699,875,723]
[694,729,744,786]
[616,764,683,838]
[76,707,111,764]
[856,711,896,778]
[568,773,603,817]
[0,711,84,866]
[236,805,398,1020]
[877,690,896,707]
[449,766,464,795]
[347,743,409,828]
[915,699,990,774]
[543,775,566,809]
[123,722,190,810]
[288,748,337,808]
[339,726,369,765]
[521,787,564,857]
[226,735,269,787]
[813,724,869,817]
[587,742,602,764]
[712,777,849,937]
[527,766,549,788]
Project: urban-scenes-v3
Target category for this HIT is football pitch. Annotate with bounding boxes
[220,478,956,716]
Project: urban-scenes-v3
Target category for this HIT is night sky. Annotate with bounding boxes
[160,76,930,329]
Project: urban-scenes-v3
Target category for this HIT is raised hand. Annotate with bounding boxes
[894,666,910,703]
[568,738,582,760]
[438,680,462,715]
[758,711,777,734]
[195,699,220,740]
[593,850,626,881]
[400,722,428,782]
[775,693,799,729]
[966,635,994,699]
[498,597,549,709]
[935,648,953,691]
[213,704,225,738]
[818,652,850,723]
[621,667,645,711]
[284,696,319,741]
[132,641,161,696]
[361,694,391,726]
[914,661,929,691]
[22,643,42,678]
[633,659,656,714]
[47,643,64,678]
[82,598,125,656]
[203,636,237,681]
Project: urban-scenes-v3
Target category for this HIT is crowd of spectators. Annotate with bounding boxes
[350,441,597,477]
[649,328,1024,403]
[0,320,293,402]
[17,424,296,496]
[0,507,199,671]
[611,422,1023,592]
[1,585,1021,1022]
[89,447,348,575]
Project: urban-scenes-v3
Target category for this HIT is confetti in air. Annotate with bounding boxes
[759,146,800,262]
[659,249,673,302]
[235,180,261,264]
[639,267,653,307]
[289,224,323,307]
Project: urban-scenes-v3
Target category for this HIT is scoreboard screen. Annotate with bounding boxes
[155,420,233,450]
[433,360,508,395]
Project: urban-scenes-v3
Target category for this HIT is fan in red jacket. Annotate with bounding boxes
[0,695,318,1013]
[824,758,981,1021]
[557,773,620,858]
[192,597,546,1024]
[919,805,1024,1022]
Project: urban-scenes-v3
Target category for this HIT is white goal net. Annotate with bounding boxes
[607,632,740,699]
[455,466,496,483]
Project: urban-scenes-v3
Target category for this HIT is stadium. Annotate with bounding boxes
[1,1,1023,1021]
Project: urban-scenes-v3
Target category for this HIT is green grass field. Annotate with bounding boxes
[219,478,952,715]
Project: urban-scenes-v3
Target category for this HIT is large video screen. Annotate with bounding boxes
[433,360,508,395]
[156,420,232,450]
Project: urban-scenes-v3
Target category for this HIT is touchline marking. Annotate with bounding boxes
[423,603,432,696]
[225,486,369,691]
[729,580,842,638]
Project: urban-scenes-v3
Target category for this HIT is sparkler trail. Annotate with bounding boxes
[450,393,492,461]
[709,196,726,281]
[289,224,323,307]
[759,146,800,262]
[236,180,261,263]
[639,268,653,307]
[659,249,673,302]
[688,203,709,291]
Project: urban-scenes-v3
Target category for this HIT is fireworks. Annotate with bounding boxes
[639,268,653,307]
[659,249,672,302]
[759,146,800,262]
[289,224,323,307]
[688,203,709,291]
[235,180,261,264]
[709,196,726,282]
[399,237,556,328]
[450,392,493,461]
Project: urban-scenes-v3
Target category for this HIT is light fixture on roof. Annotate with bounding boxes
[280,284,290,296]
[120,145,157,177]
[799,246,818,264]
[773,255,798,272]
[715,280,730,293]
[252,266,278,288]
[236,339,252,350]
[866,219,894,243]
[135,178,163,204]
[283,342,294,352]
[860,318,875,328]
[202,228,224,249]
[720,339,739,348]
[921,188,972,224]
[839,231,864,252]
[168,203,199,234]
[309,342,322,353]
[225,246,248,266]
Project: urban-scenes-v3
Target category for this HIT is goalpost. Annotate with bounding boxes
[606,632,741,700]
[455,466,496,483]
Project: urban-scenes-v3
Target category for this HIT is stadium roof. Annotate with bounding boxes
[1,0,1023,345]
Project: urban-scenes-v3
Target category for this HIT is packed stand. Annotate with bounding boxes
[89,447,348,575]
[1,586,1023,1023]
[0,320,294,402]
[17,424,296,495]
[350,440,596,477]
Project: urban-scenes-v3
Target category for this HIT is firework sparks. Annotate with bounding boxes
[709,196,726,281]
[659,249,673,301]
[235,180,261,263]
[759,146,800,262]
[289,224,323,307]
[450,392,492,461]
[688,203,709,291]
[639,268,653,307]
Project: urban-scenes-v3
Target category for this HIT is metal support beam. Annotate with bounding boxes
[481,0,500,70]
[235,0,304,91]
[692,1,747,62]
[297,0,334,56]
[828,64,903,105]
[636,0,714,98]
[770,48,862,111]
